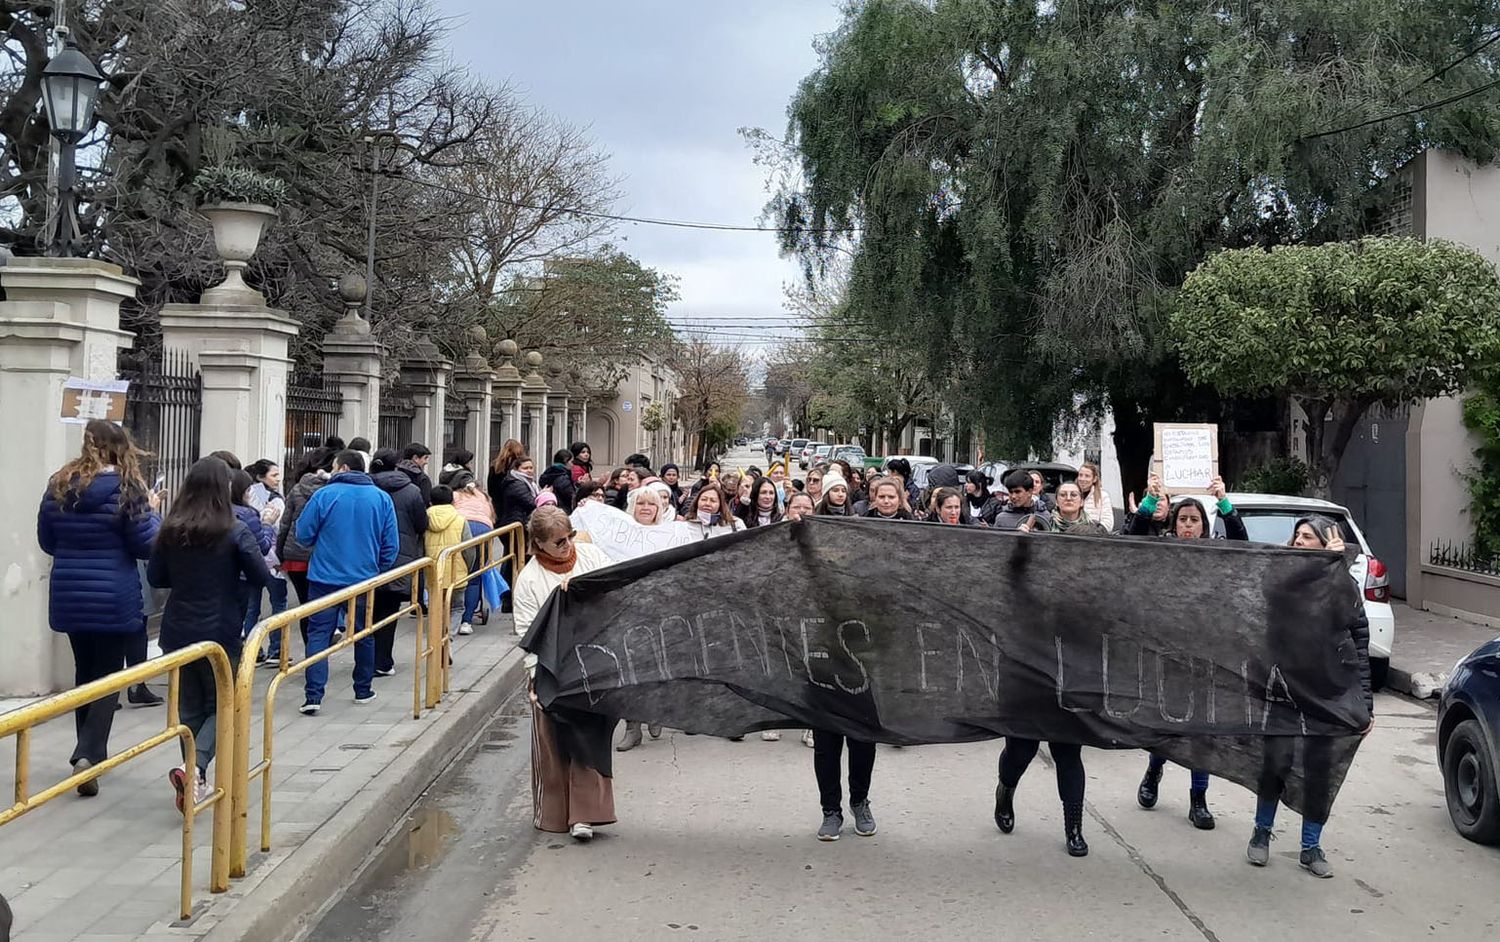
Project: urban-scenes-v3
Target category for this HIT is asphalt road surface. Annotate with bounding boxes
[309,686,1498,942]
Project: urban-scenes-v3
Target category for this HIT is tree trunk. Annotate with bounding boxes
[1308,397,1372,501]
[1301,398,1332,499]
[1112,411,1154,508]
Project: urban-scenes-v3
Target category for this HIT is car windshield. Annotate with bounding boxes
[1233,508,1358,547]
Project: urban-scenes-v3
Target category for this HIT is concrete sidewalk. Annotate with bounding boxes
[0,615,525,942]
[1387,601,1498,698]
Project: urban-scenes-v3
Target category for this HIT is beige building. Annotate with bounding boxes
[1387,151,1500,622]
[585,356,687,469]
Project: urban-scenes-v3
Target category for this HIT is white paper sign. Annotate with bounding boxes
[571,500,696,563]
[1155,423,1218,493]
[61,377,130,425]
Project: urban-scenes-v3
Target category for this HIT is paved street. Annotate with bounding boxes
[312,691,1498,942]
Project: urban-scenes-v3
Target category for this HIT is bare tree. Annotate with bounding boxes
[670,338,749,469]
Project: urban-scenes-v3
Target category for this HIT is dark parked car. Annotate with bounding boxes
[1438,636,1500,844]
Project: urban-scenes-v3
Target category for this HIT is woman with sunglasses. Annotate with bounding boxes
[513,505,617,842]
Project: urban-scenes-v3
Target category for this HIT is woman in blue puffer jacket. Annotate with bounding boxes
[37,419,162,796]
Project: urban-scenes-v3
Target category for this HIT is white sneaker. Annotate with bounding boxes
[802,729,815,748]
[193,777,212,806]
[456,622,473,636]
[570,823,593,841]
[761,730,781,742]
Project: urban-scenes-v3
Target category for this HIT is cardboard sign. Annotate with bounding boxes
[571,500,697,563]
[60,378,129,425]
[1153,422,1218,494]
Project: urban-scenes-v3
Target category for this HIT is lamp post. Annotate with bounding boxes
[358,130,401,320]
[40,37,105,258]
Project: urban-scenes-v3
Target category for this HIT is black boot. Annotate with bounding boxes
[994,783,1015,833]
[1136,764,1162,809]
[1188,789,1216,830]
[1064,802,1089,857]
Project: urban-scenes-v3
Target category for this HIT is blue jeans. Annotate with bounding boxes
[1255,799,1325,849]
[303,581,374,703]
[247,578,290,651]
[1147,753,1210,792]
[462,521,489,623]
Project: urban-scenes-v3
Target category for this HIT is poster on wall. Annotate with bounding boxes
[1152,422,1219,494]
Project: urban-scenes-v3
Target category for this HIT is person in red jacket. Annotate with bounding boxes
[569,441,593,484]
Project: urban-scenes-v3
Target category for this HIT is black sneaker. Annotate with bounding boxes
[299,700,321,716]
[851,801,877,836]
[817,811,843,842]
[128,684,164,707]
[1300,846,1334,878]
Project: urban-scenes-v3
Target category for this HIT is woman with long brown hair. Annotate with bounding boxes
[1076,462,1115,532]
[37,419,164,795]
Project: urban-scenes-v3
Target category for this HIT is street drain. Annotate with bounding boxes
[339,743,374,751]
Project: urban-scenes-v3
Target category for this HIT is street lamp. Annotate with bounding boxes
[40,36,105,257]
[358,130,401,319]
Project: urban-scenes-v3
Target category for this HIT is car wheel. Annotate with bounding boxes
[1443,719,1500,844]
[1369,656,1388,692]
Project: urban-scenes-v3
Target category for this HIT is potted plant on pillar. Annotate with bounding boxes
[193,165,290,304]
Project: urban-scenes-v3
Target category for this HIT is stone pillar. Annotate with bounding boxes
[454,350,494,469]
[546,364,570,461]
[521,350,549,458]
[0,258,139,695]
[157,300,299,463]
[400,338,452,481]
[321,276,384,446]
[491,339,524,457]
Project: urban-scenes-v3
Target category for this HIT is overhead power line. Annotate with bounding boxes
[1301,76,1500,140]
[371,169,861,235]
[1392,29,1500,102]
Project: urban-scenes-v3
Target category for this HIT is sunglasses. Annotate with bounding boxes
[547,530,577,552]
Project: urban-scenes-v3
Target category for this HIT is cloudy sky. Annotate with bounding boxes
[436,1,845,358]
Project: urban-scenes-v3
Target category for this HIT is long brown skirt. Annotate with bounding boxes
[532,703,616,832]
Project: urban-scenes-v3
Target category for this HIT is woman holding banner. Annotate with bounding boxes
[1131,472,1247,831]
[1245,516,1374,878]
[514,506,617,842]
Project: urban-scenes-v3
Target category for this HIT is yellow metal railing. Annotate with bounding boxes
[229,557,433,876]
[0,641,236,920]
[428,522,525,709]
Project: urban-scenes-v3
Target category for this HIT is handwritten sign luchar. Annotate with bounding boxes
[1153,422,1219,495]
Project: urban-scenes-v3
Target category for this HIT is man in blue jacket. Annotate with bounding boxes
[294,450,399,714]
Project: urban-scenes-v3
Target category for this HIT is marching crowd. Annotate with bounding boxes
[34,424,1372,880]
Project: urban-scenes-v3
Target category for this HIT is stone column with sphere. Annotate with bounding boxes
[521,350,550,459]
[400,337,452,479]
[322,274,385,446]
[491,338,524,459]
[454,326,495,467]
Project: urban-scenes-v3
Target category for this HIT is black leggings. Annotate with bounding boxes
[813,731,875,813]
[284,569,313,648]
[998,738,1085,806]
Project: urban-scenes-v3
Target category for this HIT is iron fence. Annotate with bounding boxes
[444,394,468,451]
[1429,540,1500,577]
[380,388,415,451]
[284,375,342,471]
[118,348,201,506]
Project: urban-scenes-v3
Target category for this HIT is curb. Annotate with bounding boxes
[1388,664,1445,700]
[200,646,526,942]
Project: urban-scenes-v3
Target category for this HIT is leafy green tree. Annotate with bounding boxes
[764,0,1500,494]
[1173,237,1500,496]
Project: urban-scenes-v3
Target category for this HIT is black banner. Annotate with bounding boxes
[524,517,1372,815]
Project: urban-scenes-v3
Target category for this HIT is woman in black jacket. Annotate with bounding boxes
[1246,516,1374,879]
[862,479,914,521]
[538,449,579,512]
[369,449,430,676]
[495,454,540,529]
[147,456,270,812]
[1129,473,1246,829]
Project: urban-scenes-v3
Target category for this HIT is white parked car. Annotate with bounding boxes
[1189,492,1395,687]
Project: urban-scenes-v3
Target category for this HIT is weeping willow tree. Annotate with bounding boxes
[766,0,1500,488]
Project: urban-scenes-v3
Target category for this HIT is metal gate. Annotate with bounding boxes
[444,395,468,452]
[380,389,415,451]
[285,376,342,471]
[118,348,202,505]
[1332,403,1409,598]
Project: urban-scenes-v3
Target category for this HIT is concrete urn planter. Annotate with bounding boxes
[199,201,278,303]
